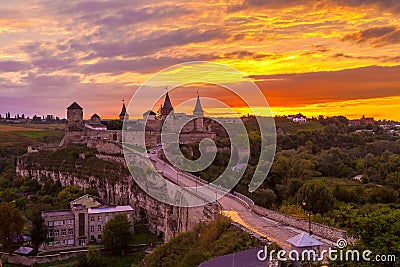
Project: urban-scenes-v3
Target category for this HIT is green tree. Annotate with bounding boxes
[331,208,400,267]
[84,187,99,197]
[252,188,277,208]
[86,247,106,267]
[107,120,123,130]
[29,211,47,254]
[102,214,134,255]
[0,203,24,252]
[296,182,335,214]
[58,185,83,209]
[386,172,400,189]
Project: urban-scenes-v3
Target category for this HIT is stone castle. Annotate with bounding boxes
[60,91,216,149]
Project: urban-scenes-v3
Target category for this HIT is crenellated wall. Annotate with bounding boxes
[16,157,217,242]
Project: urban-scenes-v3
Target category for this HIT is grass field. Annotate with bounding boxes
[103,252,146,267]
[36,257,78,267]
[0,123,65,131]
[0,124,64,153]
[122,143,147,153]
[0,124,42,131]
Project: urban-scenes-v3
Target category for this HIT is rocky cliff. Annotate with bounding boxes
[16,150,217,242]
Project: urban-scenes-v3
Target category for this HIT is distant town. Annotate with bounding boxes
[1,108,400,137]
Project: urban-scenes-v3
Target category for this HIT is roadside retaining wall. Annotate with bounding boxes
[0,250,87,266]
[251,205,355,244]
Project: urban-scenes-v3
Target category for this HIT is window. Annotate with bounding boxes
[54,230,59,237]
[90,225,95,233]
[97,225,102,232]
[48,221,54,227]
[68,228,74,235]
[67,240,74,245]
[98,216,102,222]
[91,235,95,241]
[90,216,95,222]
[61,229,66,236]
[98,234,102,240]
[79,213,85,237]
[105,215,109,222]
[47,230,53,238]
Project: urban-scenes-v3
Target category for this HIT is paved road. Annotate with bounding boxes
[148,149,336,250]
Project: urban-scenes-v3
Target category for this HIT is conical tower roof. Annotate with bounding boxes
[193,94,204,113]
[119,101,129,116]
[162,91,173,112]
[67,102,82,110]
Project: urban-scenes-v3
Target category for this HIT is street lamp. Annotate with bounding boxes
[302,199,312,236]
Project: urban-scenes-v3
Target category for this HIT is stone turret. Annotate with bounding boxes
[193,93,204,131]
[161,90,174,120]
[119,100,129,121]
[67,102,84,131]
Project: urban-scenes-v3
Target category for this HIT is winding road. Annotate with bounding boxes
[148,148,336,251]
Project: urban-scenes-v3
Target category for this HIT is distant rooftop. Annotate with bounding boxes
[70,194,108,208]
[88,205,133,214]
[287,232,322,248]
[42,209,73,216]
[143,110,156,116]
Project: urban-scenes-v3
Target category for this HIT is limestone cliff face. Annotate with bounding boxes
[16,157,216,242]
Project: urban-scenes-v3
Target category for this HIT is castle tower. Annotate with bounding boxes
[193,92,204,131]
[90,113,101,123]
[161,89,174,120]
[67,102,83,130]
[119,100,129,121]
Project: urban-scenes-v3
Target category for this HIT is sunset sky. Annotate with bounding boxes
[0,0,400,120]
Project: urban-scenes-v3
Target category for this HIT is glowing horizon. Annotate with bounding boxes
[0,1,399,120]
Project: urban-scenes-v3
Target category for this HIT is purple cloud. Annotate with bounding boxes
[335,0,400,12]
[80,53,220,74]
[94,6,192,28]
[0,60,31,72]
[342,26,400,46]
[74,28,227,59]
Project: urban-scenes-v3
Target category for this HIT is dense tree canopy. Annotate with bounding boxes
[102,214,134,255]
[29,211,48,254]
[0,203,24,252]
[296,182,336,214]
[58,185,83,209]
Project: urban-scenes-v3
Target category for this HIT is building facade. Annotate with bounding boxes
[42,195,134,251]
